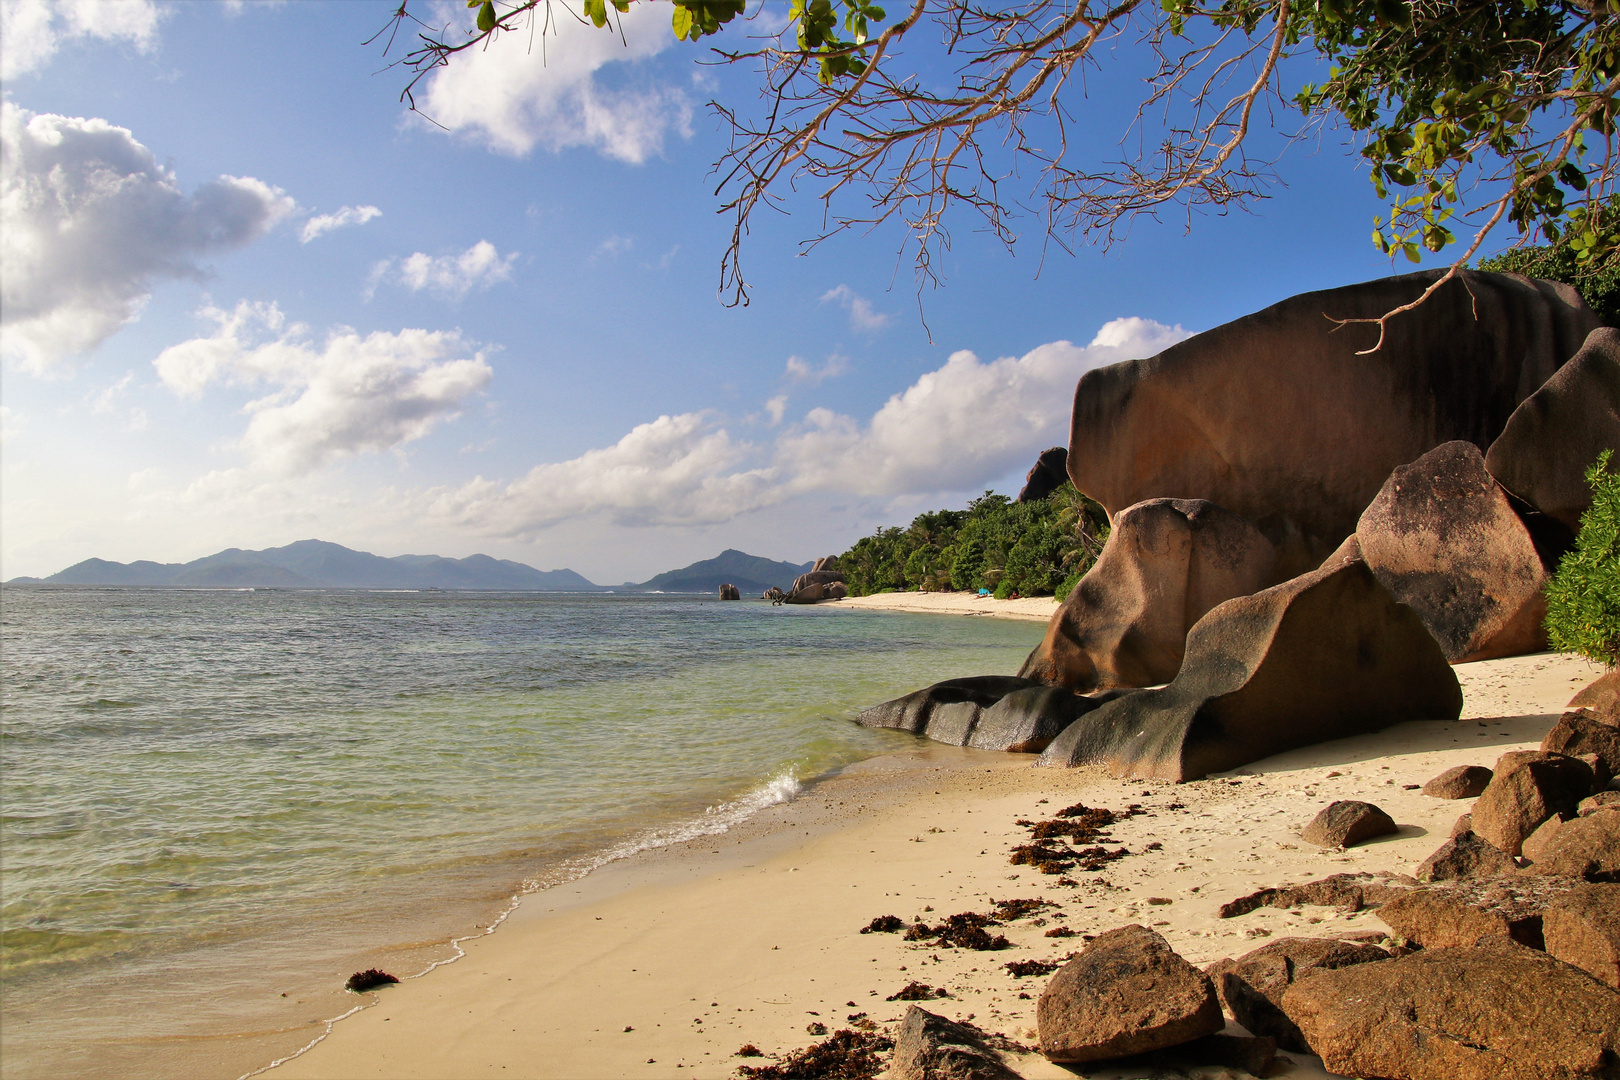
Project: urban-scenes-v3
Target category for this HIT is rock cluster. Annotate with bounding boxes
[780,557,848,604]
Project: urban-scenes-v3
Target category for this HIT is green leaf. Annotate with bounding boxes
[584,0,607,29]
[477,0,496,32]
[671,4,693,40]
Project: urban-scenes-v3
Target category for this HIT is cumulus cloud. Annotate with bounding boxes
[417,2,690,162]
[821,284,890,332]
[1,0,162,80]
[0,103,294,372]
[764,394,788,425]
[300,204,382,243]
[784,353,851,386]
[369,241,516,299]
[153,301,493,474]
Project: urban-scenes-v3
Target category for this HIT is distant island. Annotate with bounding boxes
[5,541,813,594]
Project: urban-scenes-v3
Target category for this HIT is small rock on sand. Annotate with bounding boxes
[1422,764,1494,800]
[889,1006,1021,1080]
[1300,800,1398,848]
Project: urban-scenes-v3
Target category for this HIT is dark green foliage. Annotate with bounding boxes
[1545,450,1620,667]
[1479,230,1620,326]
[837,485,1107,598]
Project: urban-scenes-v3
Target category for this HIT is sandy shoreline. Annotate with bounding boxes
[266,651,1605,1080]
[836,591,1062,622]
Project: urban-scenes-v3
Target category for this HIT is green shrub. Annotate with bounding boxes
[1479,217,1620,325]
[1545,450,1620,667]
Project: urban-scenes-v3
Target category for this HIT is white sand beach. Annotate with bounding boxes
[838,591,1063,622]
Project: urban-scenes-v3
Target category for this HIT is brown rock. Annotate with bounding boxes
[1209,937,1389,1053]
[1452,812,1474,838]
[1019,498,1278,692]
[1316,532,1363,570]
[1543,882,1620,989]
[1036,924,1222,1063]
[1582,791,1620,816]
[810,555,840,573]
[1377,876,1580,950]
[1066,270,1598,578]
[1148,1033,1277,1075]
[1521,808,1620,882]
[1472,750,1595,856]
[1036,560,1462,780]
[855,676,1116,753]
[1571,670,1620,726]
[1356,441,1551,662]
[718,583,741,600]
[1416,832,1518,883]
[1301,800,1399,848]
[1016,446,1069,504]
[1423,764,1494,799]
[1486,325,1620,532]
[1217,872,1418,919]
[1281,937,1620,1080]
[889,1006,1021,1080]
[1544,710,1620,784]
[782,580,848,604]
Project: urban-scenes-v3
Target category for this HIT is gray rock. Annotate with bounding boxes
[855,676,1117,753]
[889,1006,1021,1080]
[718,583,741,600]
[1301,800,1398,849]
[1422,764,1494,800]
[1016,446,1069,504]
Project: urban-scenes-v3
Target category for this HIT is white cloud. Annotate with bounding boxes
[0,103,294,372]
[300,204,382,243]
[153,301,493,474]
[417,2,691,162]
[0,0,162,80]
[369,241,517,299]
[784,353,850,386]
[597,234,634,257]
[820,284,891,332]
[764,394,787,425]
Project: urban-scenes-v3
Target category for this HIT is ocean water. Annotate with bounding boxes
[0,587,1044,1079]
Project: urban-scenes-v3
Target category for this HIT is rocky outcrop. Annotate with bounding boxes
[1016,447,1070,504]
[1356,441,1553,662]
[1018,499,1278,692]
[1217,871,1418,918]
[1571,670,1620,725]
[1036,560,1462,781]
[1544,883,1620,989]
[855,676,1118,754]
[889,1006,1021,1080]
[718,583,741,600]
[1037,924,1222,1063]
[1066,270,1599,576]
[811,555,839,573]
[1415,832,1518,883]
[762,586,785,601]
[1544,710,1620,785]
[1471,750,1596,856]
[1301,800,1398,849]
[1205,937,1389,1053]
[1281,937,1620,1080]
[783,564,848,604]
[1376,876,1579,950]
[1522,808,1620,883]
[1423,764,1494,799]
[1486,326,1620,532]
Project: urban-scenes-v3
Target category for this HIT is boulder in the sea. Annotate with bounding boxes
[1471,750,1595,856]
[1415,831,1519,883]
[1016,446,1070,504]
[1018,498,1278,692]
[1300,800,1398,849]
[1356,440,1552,662]
[1485,326,1620,532]
[1280,937,1620,1080]
[1543,882,1620,989]
[1521,808,1620,882]
[1066,270,1598,577]
[763,586,785,601]
[1543,710,1620,786]
[1036,560,1462,781]
[1422,764,1494,800]
[1037,924,1222,1063]
[1375,876,1580,949]
[1206,936,1389,1053]
[889,1006,1021,1080]
[855,676,1115,754]
[782,580,848,604]
[718,583,741,600]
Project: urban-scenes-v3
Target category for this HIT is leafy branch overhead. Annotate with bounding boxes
[393,0,1619,333]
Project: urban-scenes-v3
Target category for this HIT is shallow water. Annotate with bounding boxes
[0,587,1043,1079]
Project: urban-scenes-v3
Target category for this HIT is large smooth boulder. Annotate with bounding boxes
[718,583,741,600]
[855,676,1117,753]
[1036,560,1462,781]
[1544,883,1620,989]
[1067,270,1598,577]
[788,569,845,593]
[1016,446,1070,503]
[1472,750,1595,856]
[1486,326,1620,532]
[1206,937,1389,1053]
[782,580,848,604]
[1019,498,1279,692]
[1356,441,1552,662]
[1036,924,1222,1063]
[1281,937,1620,1080]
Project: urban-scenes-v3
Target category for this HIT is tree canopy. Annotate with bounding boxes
[379,0,1620,337]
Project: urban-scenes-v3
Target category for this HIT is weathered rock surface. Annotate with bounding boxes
[1416,831,1519,883]
[718,583,741,601]
[1066,270,1598,577]
[1016,447,1070,504]
[1584,792,1620,816]
[1472,750,1596,856]
[782,580,848,604]
[1522,808,1620,882]
[1036,924,1222,1063]
[889,1006,1021,1080]
[1486,325,1620,532]
[1206,937,1389,1052]
[1019,498,1278,692]
[1301,800,1398,848]
[1545,710,1620,785]
[1571,670,1620,726]
[855,676,1118,753]
[1452,812,1475,838]
[1356,440,1552,662]
[1218,872,1418,919]
[1281,937,1620,1080]
[811,555,840,573]
[1544,882,1620,989]
[1036,560,1462,781]
[1423,764,1494,799]
[1376,876,1580,950]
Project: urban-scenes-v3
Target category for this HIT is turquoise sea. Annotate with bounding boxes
[0,587,1044,1079]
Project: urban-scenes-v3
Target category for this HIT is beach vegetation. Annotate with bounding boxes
[1478,210,1620,325]
[1545,450,1620,667]
[835,484,1108,598]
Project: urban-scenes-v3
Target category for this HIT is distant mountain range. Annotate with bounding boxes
[5,540,814,594]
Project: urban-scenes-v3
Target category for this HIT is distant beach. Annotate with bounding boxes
[837,590,1062,622]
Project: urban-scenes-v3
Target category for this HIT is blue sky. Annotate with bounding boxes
[1,0,1470,583]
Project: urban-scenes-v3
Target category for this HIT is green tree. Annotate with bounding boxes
[1545,450,1620,667]
[1478,210,1620,324]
